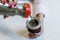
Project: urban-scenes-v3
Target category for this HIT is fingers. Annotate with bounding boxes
[8,0,13,9]
[8,0,17,7]
[8,0,17,8]
[2,0,6,5]
[1,0,17,9]
[13,0,17,7]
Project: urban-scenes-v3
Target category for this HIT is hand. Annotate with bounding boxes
[1,0,17,19]
[1,0,17,9]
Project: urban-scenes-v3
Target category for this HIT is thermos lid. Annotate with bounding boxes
[23,3,31,18]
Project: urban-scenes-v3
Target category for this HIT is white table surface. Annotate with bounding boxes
[0,0,60,40]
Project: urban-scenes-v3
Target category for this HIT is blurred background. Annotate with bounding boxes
[0,0,60,40]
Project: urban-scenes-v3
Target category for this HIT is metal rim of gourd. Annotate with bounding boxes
[26,17,41,30]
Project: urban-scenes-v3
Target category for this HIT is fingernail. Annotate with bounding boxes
[14,3,17,7]
[9,4,12,9]
[2,1,6,5]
